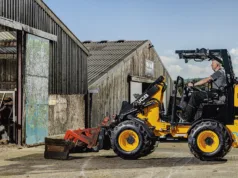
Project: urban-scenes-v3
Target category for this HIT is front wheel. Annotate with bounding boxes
[188,121,232,161]
[140,139,158,157]
[111,120,151,159]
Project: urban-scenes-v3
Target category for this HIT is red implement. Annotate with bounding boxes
[44,117,111,160]
[64,116,110,148]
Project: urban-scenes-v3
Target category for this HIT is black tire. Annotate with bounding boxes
[111,120,151,159]
[141,139,158,157]
[188,121,232,161]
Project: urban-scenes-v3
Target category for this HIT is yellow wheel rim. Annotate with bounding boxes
[197,130,220,153]
[118,130,139,152]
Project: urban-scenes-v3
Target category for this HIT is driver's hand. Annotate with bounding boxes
[187,82,194,87]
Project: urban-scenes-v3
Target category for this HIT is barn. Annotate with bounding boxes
[0,0,88,145]
[84,40,173,127]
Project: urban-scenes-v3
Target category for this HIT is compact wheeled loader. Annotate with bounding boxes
[45,48,238,161]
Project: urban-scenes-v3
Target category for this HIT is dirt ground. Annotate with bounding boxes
[0,142,237,178]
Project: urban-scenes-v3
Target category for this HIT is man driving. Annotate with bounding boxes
[179,57,226,122]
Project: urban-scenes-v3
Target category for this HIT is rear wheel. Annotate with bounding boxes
[188,121,232,161]
[111,120,151,159]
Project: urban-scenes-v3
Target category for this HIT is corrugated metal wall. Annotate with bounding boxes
[0,0,88,94]
[0,55,17,90]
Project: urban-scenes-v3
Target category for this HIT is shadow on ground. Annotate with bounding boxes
[0,152,229,176]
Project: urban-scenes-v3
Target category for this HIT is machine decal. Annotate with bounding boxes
[137,94,149,104]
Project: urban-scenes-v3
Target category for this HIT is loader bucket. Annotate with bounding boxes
[44,136,75,160]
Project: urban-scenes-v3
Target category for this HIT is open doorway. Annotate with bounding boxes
[0,25,17,143]
[130,81,152,103]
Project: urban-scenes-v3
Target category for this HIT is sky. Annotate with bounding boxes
[43,0,238,79]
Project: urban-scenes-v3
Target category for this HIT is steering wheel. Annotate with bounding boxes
[182,86,202,102]
[184,85,201,93]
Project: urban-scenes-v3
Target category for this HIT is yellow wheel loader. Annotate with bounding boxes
[45,48,238,161]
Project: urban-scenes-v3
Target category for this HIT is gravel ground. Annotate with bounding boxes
[0,142,237,178]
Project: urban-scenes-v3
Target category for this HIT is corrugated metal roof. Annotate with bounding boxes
[84,40,147,84]
[0,31,17,54]
[0,31,16,42]
[0,54,16,59]
[0,47,16,54]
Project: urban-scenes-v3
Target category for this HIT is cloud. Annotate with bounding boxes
[229,48,238,76]
[160,47,238,80]
[230,48,238,65]
[185,64,212,78]
[234,68,238,75]
[167,65,182,79]
[230,48,238,56]
[160,55,212,80]
[160,55,177,66]
[160,55,183,79]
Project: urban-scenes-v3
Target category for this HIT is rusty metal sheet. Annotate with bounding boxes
[25,34,49,145]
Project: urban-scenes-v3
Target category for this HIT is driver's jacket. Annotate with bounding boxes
[210,68,226,90]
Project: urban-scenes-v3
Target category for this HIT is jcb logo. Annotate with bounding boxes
[137,94,149,104]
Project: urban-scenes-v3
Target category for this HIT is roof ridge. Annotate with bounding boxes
[83,40,148,44]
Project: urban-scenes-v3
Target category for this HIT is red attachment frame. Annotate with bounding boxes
[64,117,110,148]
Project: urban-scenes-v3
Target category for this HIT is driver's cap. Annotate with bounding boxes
[211,56,223,66]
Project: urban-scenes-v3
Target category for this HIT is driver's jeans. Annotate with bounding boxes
[183,91,212,122]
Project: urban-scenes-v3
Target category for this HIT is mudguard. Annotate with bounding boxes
[187,119,224,135]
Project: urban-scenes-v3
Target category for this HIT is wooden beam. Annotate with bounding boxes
[129,75,156,84]
[0,82,16,85]
[0,54,16,59]
[0,41,17,47]
[17,30,22,145]
[0,17,57,41]
[0,17,21,30]
[22,25,57,41]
